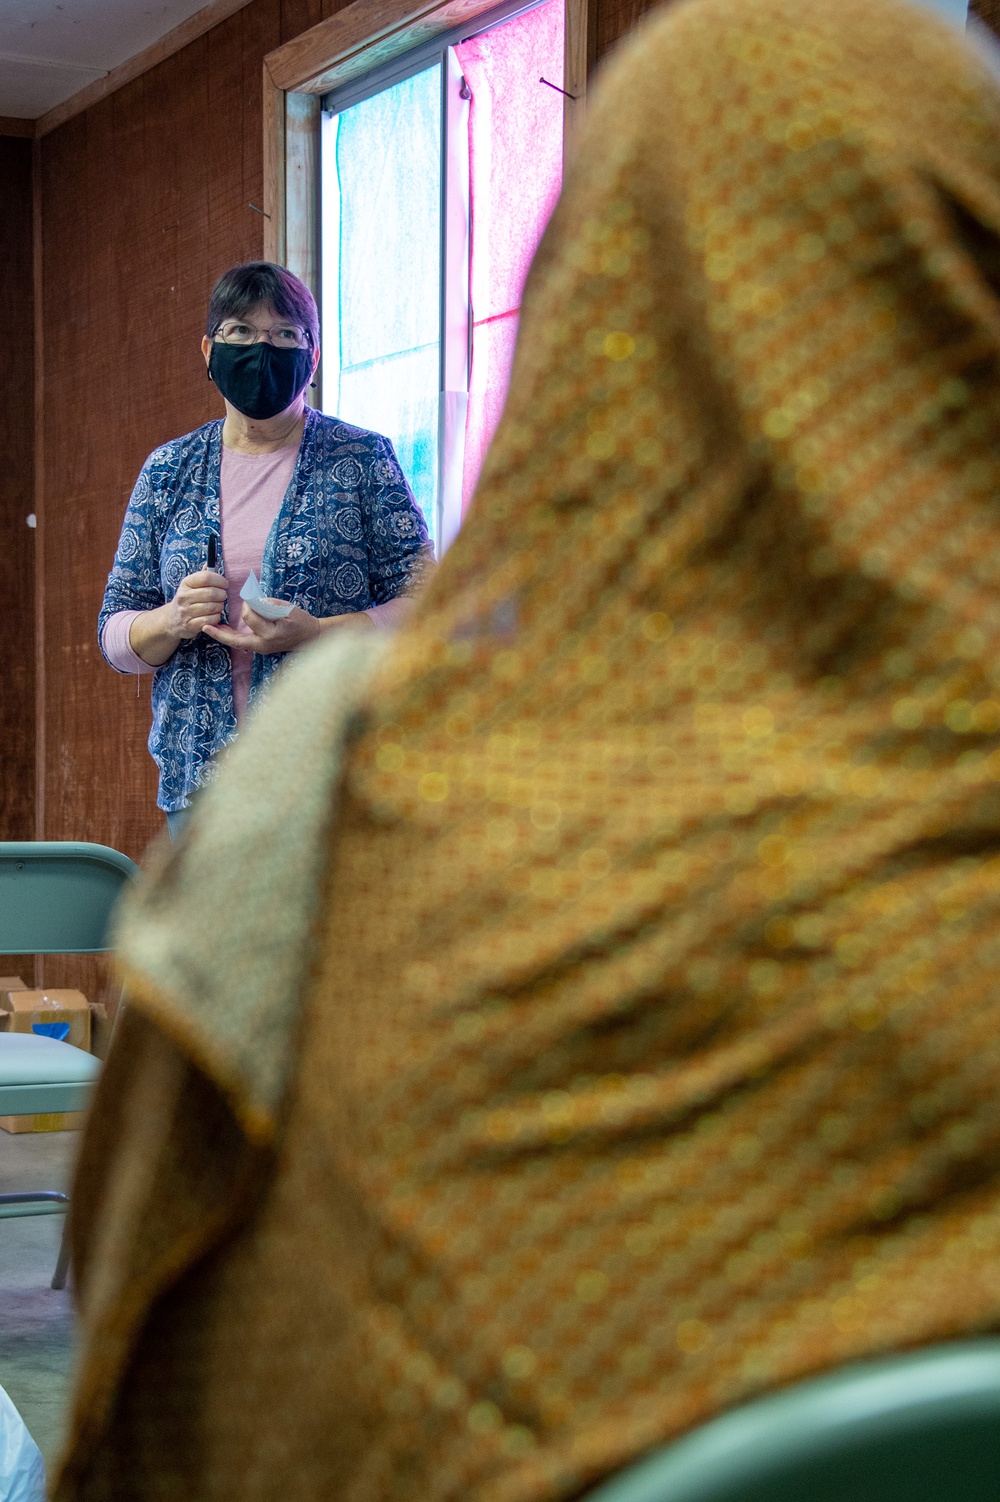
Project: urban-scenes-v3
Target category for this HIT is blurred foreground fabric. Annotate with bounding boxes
[56,0,1000,1497]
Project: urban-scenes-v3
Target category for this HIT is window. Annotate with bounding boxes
[322,67,443,541]
[320,0,565,552]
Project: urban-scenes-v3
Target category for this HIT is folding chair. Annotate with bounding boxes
[584,1339,1000,1502]
[0,841,138,1288]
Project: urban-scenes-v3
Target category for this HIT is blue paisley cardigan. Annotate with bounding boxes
[99,409,432,813]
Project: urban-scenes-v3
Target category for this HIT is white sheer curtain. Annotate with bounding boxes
[321,66,443,540]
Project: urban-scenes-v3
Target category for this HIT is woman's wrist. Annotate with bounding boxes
[314,610,376,636]
[129,604,183,667]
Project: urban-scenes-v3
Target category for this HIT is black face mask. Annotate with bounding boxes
[209,340,313,421]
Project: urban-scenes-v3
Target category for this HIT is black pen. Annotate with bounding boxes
[207,534,217,570]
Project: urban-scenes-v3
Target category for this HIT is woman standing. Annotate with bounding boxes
[99,261,432,835]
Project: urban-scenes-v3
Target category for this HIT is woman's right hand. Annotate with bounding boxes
[165,570,228,639]
[128,570,228,667]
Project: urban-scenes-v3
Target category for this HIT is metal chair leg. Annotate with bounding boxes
[0,1190,69,1218]
[51,1218,71,1291]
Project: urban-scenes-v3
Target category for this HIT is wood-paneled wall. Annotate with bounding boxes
[34,0,662,846]
[26,0,660,1002]
[36,0,274,1000]
[38,0,278,869]
[0,137,34,851]
[0,137,36,988]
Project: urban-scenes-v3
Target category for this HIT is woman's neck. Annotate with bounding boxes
[222,399,307,455]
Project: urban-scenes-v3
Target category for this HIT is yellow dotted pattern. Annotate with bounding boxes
[70,2,1000,1500]
[311,1,1000,1498]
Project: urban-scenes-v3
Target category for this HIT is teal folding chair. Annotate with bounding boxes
[0,841,138,1288]
[584,1340,1000,1502]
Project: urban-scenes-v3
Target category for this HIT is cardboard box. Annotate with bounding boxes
[0,988,92,1134]
[0,1111,86,1133]
[0,975,28,993]
[1,988,91,1051]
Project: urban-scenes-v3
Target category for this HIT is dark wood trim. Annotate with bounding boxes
[285,91,321,297]
[0,117,34,139]
[563,0,592,159]
[32,135,45,986]
[32,135,44,846]
[263,63,287,265]
[266,0,534,95]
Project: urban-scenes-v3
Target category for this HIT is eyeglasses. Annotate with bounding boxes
[214,319,311,349]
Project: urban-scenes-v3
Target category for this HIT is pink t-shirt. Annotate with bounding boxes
[217,443,300,721]
[102,441,411,722]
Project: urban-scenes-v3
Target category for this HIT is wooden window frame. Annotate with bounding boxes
[262,0,594,297]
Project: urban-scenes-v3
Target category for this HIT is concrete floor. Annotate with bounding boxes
[0,1129,79,1474]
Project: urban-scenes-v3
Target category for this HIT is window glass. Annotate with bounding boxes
[322,65,442,534]
[321,0,564,551]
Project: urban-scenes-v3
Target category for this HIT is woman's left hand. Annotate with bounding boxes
[203,601,374,654]
[201,602,326,655]
[202,602,317,654]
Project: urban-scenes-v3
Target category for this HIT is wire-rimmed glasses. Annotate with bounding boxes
[214,319,310,349]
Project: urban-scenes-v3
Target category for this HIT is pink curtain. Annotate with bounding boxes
[455,0,565,513]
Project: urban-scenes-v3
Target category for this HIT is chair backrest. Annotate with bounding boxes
[583,1341,1000,1502]
[0,842,139,955]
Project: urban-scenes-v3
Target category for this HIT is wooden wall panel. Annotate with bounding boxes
[0,137,34,848]
[595,0,666,65]
[283,0,325,36]
[32,0,646,1003]
[36,1,281,1001]
[39,0,279,850]
[0,137,35,989]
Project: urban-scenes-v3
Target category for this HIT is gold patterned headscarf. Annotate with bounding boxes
[56,2,1000,1500]
[327,0,1000,1486]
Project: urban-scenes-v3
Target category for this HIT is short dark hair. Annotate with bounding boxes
[206,262,319,347]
